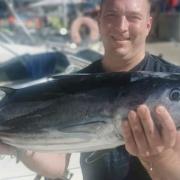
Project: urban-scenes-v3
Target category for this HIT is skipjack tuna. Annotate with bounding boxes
[0,71,179,153]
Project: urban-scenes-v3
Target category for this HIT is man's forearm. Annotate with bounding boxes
[19,150,67,179]
[0,143,68,179]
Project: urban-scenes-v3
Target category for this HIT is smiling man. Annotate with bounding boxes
[99,0,152,72]
[79,0,180,180]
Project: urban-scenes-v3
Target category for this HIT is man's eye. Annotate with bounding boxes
[105,13,116,17]
[127,16,141,21]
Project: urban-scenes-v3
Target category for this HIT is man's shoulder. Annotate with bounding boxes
[147,54,180,73]
[78,54,180,73]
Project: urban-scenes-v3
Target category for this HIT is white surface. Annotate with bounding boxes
[0,153,82,180]
[31,0,83,7]
[68,153,83,180]
[0,156,36,180]
[0,43,51,63]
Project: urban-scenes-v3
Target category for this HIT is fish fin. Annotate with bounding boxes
[0,86,14,94]
[130,71,180,82]
[51,73,90,79]
[0,87,14,101]
[85,149,113,164]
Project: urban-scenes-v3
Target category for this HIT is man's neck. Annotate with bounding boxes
[102,52,146,72]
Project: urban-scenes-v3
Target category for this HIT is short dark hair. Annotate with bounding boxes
[100,0,152,13]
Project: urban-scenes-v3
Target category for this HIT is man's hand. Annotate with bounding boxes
[0,142,16,155]
[0,142,67,179]
[121,104,180,179]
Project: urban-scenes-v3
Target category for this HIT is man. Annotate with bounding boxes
[0,0,180,179]
[79,0,180,179]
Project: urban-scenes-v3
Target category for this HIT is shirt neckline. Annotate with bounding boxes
[98,52,149,73]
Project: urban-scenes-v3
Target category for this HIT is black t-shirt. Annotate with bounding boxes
[79,53,180,180]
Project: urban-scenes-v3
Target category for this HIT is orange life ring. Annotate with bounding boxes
[70,16,99,44]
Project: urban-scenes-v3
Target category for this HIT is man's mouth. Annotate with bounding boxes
[111,35,130,41]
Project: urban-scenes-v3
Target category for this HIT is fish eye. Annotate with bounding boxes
[169,88,180,101]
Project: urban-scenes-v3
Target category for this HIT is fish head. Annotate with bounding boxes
[146,80,180,129]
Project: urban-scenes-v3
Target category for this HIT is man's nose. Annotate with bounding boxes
[115,16,128,32]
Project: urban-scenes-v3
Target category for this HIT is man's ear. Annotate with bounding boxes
[146,16,153,36]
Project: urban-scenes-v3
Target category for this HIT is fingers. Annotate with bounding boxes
[121,104,177,158]
[122,120,138,156]
[155,106,176,148]
[128,111,150,157]
[137,105,164,154]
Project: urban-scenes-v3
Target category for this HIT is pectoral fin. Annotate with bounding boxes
[85,149,113,164]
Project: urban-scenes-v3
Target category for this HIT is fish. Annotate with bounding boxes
[0,71,179,153]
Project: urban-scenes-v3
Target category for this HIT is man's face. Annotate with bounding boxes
[98,0,152,59]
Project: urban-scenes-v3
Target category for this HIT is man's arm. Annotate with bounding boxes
[122,104,180,180]
[0,143,69,179]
